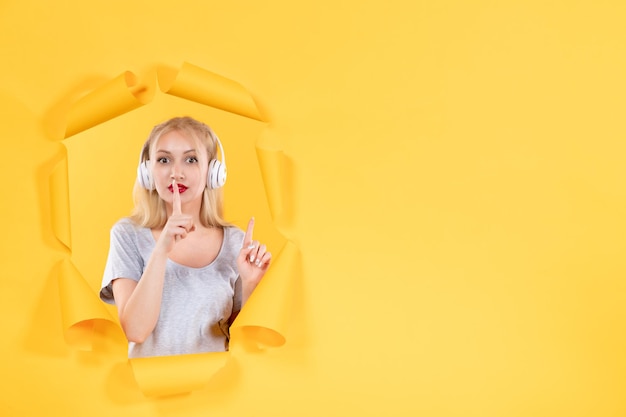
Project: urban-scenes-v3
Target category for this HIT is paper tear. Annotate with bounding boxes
[49,156,71,249]
[255,144,297,238]
[158,62,265,121]
[231,241,300,348]
[57,62,299,397]
[57,258,117,350]
[64,71,154,138]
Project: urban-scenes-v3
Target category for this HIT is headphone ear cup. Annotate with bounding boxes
[208,158,227,189]
[137,160,154,190]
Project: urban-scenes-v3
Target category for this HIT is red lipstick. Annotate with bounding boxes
[168,184,188,193]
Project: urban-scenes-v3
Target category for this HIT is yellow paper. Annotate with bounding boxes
[6,2,626,415]
[158,62,264,122]
[129,352,230,397]
[64,71,154,138]
[57,258,117,350]
[255,141,297,239]
[231,240,300,348]
[49,155,71,250]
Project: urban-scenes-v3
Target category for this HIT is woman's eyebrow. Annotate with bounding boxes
[154,149,197,154]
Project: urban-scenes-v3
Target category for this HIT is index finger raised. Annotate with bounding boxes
[172,179,182,215]
[243,217,255,246]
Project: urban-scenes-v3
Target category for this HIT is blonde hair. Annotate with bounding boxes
[129,116,230,229]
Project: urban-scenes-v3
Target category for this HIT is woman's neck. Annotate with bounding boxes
[165,201,202,223]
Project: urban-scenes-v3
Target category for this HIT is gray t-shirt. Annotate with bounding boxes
[100,218,244,358]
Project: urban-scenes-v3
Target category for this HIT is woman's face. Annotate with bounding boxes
[150,129,209,210]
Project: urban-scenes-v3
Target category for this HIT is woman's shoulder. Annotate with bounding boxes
[214,226,243,265]
[222,225,245,252]
[109,218,154,251]
[224,225,245,242]
[110,217,146,236]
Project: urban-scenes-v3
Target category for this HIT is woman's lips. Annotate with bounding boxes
[168,184,188,193]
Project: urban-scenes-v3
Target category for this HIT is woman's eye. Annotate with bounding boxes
[186,157,198,163]
[156,157,169,164]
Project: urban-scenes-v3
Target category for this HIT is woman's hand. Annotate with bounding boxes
[155,179,195,254]
[237,217,271,301]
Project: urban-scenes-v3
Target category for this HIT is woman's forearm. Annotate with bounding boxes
[117,249,168,343]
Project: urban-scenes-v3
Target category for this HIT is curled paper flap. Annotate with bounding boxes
[157,62,264,122]
[64,71,154,138]
[232,240,300,348]
[57,258,116,350]
[129,352,230,397]
[49,156,71,249]
[255,144,296,237]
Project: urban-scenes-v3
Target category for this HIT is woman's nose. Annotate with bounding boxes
[170,163,184,179]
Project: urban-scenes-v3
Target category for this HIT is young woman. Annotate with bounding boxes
[100,116,271,358]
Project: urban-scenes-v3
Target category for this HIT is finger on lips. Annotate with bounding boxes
[172,179,182,215]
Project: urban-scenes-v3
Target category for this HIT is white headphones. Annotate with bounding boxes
[137,129,227,190]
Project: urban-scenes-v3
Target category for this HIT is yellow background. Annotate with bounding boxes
[1,1,625,416]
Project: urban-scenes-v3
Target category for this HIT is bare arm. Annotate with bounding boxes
[113,180,194,343]
[111,246,168,343]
